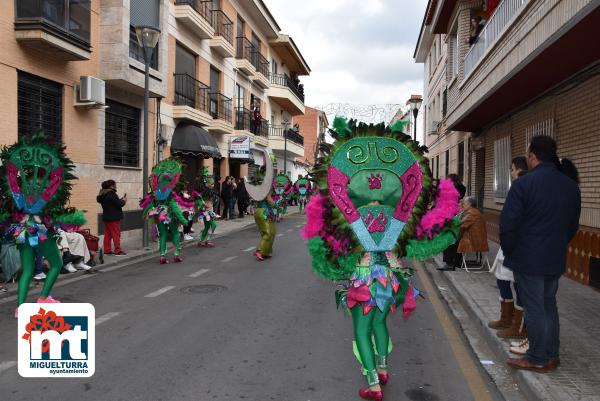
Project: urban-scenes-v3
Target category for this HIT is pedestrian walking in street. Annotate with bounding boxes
[97,180,127,256]
[304,118,461,401]
[501,135,581,373]
[489,156,528,342]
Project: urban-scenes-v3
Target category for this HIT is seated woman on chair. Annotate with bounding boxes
[457,196,489,266]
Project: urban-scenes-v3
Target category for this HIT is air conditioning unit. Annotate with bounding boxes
[75,76,105,107]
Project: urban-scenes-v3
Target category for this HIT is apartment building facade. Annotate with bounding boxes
[293,106,328,170]
[0,0,310,238]
[164,0,310,185]
[415,12,469,184]
[415,0,600,286]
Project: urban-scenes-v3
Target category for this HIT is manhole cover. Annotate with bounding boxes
[180,285,228,294]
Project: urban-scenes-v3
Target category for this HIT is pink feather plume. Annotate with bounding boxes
[416,178,460,238]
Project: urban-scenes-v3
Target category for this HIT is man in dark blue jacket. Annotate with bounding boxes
[500,136,580,373]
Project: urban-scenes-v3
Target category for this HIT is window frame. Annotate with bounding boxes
[104,100,141,168]
[493,136,512,200]
[18,71,63,142]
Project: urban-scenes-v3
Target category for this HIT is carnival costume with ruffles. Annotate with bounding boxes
[140,158,188,264]
[245,149,277,261]
[303,118,460,401]
[272,173,292,221]
[0,134,85,316]
[293,175,312,213]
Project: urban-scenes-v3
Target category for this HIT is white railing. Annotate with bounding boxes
[463,0,529,76]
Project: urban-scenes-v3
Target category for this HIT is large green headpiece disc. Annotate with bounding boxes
[327,134,424,252]
[151,158,182,201]
[1,137,74,215]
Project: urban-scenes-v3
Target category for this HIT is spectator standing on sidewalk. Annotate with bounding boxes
[501,136,580,373]
[235,178,249,217]
[221,176,235,220]
[489,157,528,340]
[97,180,127,256]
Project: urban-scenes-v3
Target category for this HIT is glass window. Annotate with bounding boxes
[494,136,511,198]
[105,100,140,167]
[18,71,63,142]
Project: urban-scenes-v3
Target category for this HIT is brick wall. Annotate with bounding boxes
[475,69,600,284]
[293,106,319,165]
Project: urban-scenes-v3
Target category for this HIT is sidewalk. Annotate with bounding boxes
[0,207,301,299]
[426,241,600,401]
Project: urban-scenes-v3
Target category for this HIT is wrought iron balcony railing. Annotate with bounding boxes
[174,73,210,114]
[211,10,233,44]
[209,92,232,123]
[269,126,304,146]
[255,52,269,79]
[236,36,255,64]
[235,107,252,131]
[174,0,212,25]
[270,74,305,103]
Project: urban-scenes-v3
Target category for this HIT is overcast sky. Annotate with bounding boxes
[266,0,428,125]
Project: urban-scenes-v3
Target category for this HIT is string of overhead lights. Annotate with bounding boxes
[314,103,406,124]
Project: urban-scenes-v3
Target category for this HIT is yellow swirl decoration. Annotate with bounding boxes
[347,144,369,164]
[376,143,399,163]
[346,142,400,165]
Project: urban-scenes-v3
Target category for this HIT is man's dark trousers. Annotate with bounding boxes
[514,272,561,365]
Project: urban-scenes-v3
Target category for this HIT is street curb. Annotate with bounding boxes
[424,257,544,401]
[0,212,301,301]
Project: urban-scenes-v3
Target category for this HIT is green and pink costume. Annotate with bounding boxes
[0,135,80,315]
[303,118,460,399]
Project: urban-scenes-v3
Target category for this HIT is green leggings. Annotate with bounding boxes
[17,239,63,306]
[351,303,391,374]
[157,221,181,256]
[201,219,217,241]
[254,208,276,256]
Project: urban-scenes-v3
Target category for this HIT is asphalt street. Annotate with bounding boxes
[0,215,504,401]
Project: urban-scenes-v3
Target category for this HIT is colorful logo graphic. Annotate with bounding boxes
[18,303,95,377]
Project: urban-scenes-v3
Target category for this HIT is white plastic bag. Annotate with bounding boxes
[490,248,514,282]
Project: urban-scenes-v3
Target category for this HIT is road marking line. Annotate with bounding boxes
[295,224,303,228]
[96,312,121,326]
[277,233,284,237]
[287,228,293,232]
[415,262,493,401]
[144,286,175,298]
[221,256,237,263]
[189,268,210,278]
[242,246,255,252]
[0,361,17,374]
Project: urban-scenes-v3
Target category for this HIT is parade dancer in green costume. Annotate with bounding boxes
[293,175,312,213]
[140,158,188,264]
[0,133,82,317]
[196,166,220,247]
[245,149,277,261]
[303,118,460,400]
[272,173,292,221]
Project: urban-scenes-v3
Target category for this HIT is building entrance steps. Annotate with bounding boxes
[425,240,600,401]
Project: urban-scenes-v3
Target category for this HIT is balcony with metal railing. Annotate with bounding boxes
[207,92,233,135]
[463,0,529,77]
[234,37,257,76]
[251,51,270,89]
[15,0,91,60]
[174,0,214,39]
[268,126,304,157]
[173,73,212,126]
[208,9,234,58]
[234,107,252,131]
[268,74,305,116]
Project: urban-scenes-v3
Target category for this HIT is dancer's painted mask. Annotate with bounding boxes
[327,137,423,251]
[5,144,64,214]
[272,174,291,197]
[296,176,310,195]
[151,159,182,201]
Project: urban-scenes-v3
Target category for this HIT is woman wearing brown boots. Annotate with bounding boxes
[488,157,528,344]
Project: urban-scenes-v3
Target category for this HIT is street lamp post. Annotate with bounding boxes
[408,96,423,142]
[282,121,290,175]
[135,26,160,249]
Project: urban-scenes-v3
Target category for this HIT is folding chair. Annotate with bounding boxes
[461,251,491,272]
